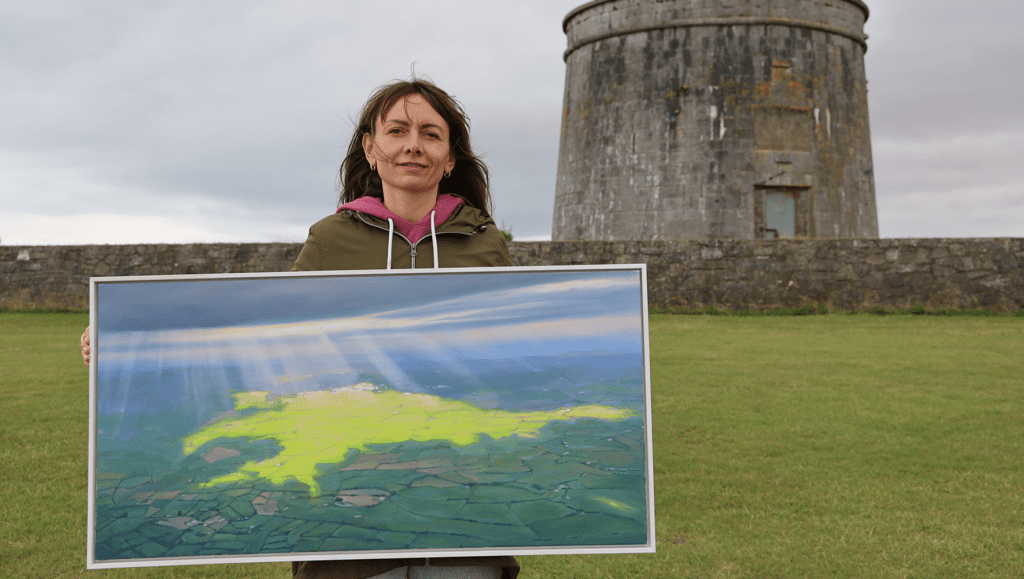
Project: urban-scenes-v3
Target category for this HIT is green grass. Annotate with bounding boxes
[0,313,290,578]
[651,304,1024,317]
[2,313,1022,578]
[524,315,1024,578]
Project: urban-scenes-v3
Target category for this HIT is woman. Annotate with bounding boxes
[291,79,513,272]
[289,82,517,579]
[83,79,518,579]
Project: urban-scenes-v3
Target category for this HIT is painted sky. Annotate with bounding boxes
[97,269,644,367]
[4,1,1021,245]
[97,269,641,330]
[95,269,645,427]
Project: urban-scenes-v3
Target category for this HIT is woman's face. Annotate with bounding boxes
[363,94,456,200]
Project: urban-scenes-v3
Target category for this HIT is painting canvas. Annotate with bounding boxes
[87,265,654,569]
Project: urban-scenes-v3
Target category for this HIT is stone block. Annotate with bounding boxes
[700,247,724,260]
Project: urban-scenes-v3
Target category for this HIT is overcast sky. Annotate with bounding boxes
[2,0,1022,245]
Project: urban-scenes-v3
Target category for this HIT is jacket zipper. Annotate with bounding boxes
[353,212,477,268]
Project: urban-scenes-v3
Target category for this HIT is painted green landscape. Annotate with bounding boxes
[93,385,647,560]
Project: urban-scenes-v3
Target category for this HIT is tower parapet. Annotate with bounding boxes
[552,0,879,240]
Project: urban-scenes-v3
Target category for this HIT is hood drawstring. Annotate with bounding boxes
[383,212,439,269]
[386,218,394,270]
[430,210,439,269]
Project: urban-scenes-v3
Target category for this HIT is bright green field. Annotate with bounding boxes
[1,313,1022,578]
[182,387,632,497]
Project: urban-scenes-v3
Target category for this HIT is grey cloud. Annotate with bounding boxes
[2,0,1021,244]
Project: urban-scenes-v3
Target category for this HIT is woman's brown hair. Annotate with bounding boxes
[339,80,492,215]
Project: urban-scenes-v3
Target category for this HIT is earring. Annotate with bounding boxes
[371,163,377,171]
[443,169,451,178]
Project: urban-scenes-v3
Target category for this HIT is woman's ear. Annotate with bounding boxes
[362,133,376,169]
[445,156,456,176]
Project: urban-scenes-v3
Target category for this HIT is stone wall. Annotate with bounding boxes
[0,244,303,309]
[2,238,1022,312]
[510,238,1023,312]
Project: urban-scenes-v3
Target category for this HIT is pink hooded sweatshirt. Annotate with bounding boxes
[336,194,465,268]
[337,194,464,243]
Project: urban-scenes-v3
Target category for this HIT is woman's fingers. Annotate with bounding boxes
[81,326,90,366]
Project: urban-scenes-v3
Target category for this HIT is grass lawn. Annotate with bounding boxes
[2,312,1022,578]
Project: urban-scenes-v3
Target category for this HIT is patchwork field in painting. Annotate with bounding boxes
[90,267,652,566]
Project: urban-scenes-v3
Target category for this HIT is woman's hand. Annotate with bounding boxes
[81,326,90,366]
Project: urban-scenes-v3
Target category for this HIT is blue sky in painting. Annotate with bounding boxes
[97,270,638,333]
[95,269,646,431]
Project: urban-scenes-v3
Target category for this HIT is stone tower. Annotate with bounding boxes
[551,0,879,240]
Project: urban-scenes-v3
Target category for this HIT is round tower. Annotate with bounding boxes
[551,0,879,240]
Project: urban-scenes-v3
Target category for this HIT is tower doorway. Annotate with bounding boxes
[755,186,811,239]
[764,190,797,238]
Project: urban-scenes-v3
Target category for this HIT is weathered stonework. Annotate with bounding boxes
[3,239,1021,312]
[0,244,302,309]
[509,238,1022,312]
[552,0,879,240]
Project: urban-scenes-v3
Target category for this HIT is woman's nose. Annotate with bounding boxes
[404,134,421,153]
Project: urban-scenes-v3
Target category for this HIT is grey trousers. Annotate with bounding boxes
[369,566,500,579]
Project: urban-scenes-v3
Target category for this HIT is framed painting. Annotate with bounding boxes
[87,264,655,569]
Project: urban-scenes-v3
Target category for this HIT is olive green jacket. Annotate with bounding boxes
[290,201,519,579]
[291,203,513,271]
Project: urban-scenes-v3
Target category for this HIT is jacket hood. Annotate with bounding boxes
[292,196,511,272]
[337,194,464,245]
